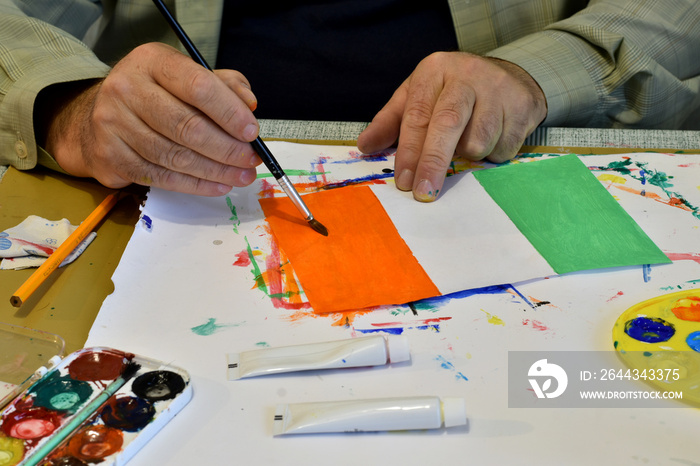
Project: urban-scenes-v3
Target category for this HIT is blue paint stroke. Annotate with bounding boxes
[356,327,404,335]
[321,172,393,190]
[642,264,652,282]
[327,152,390,164]
[435,355,468,382]
[355,324,441,335]
[414,284,538,309]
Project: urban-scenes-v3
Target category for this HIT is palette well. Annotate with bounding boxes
[0,347,192,465]
[612,289,700,406]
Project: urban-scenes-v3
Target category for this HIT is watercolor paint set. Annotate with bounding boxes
[0,323,192,466]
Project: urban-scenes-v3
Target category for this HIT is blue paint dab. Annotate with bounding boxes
[686,331,700,352]
[624,317,675,343]
[435,356,468,382]
[140,215,153,232]
[642,264,652,282]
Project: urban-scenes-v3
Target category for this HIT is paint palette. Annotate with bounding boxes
[612,289,700,406]
[0,346,192,465]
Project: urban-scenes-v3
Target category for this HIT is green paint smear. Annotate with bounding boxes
[256,169,325,179]
[473,154,671,274]
[243,237,299,300]
[226,196,241,234]
[191,318,243,336]
[244,236,268,295]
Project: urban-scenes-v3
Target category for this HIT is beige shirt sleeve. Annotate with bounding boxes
[0,3,111,169]
[481,0,700,128]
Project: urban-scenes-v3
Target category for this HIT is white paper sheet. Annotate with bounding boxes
[87,143,700,466]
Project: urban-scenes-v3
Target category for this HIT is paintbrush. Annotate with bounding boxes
[151,0,328,236]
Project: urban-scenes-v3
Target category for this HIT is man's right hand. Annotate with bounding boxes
[42,42,262,196]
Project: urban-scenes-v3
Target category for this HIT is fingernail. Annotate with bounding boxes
[239,168,257,186]
[243,123,258,141]
[396,169,414,191]
[414,179,438,202]
[248,152,262,167]
[216,183,232,194]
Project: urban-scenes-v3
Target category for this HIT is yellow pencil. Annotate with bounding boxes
[10,192,121,308]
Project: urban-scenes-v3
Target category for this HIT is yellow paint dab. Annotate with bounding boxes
[597,174,627,184]
[481,309,505,326]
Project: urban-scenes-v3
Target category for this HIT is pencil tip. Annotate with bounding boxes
[309,219,328,236]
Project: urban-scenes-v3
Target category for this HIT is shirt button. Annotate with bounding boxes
[15,140,28,159]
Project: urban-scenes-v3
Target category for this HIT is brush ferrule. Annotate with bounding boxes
[277,175,313,221]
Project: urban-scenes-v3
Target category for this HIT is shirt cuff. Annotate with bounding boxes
[486,31,599,127]
[0,54,109,170]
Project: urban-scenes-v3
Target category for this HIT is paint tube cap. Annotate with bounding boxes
[442,397,467,428]
[386,335,410,363]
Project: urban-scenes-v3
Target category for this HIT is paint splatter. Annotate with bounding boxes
[607,291,625,302]
[190,318,243,336]
[435,356,468,382]
[232,250,251,267]
[594,158,700,220]
[225,196,241,234]
[369,317,452,328]
[480,309,505,326]
[643,264,652,282]
[522,319,551,332]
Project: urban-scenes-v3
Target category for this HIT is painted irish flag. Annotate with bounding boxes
[259,154,670,314]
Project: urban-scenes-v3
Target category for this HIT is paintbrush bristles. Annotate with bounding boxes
[309,219,328,236]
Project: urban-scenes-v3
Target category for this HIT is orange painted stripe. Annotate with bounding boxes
[259,186,440,313]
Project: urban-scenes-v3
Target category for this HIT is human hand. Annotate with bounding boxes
[357,52,547,202]
[42,42,261,196]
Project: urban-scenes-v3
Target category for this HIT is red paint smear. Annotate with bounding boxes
[607,291,624,302]
[371,317,453,327]
[522,319,550,332]
[232,250,250,267]
[666,252,700,265]
[11,238,55,256]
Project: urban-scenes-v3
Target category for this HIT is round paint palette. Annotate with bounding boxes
[612,289,700,406]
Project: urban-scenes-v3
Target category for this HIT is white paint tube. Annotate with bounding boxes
[227,335,410,380]
[272,396,467,435]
